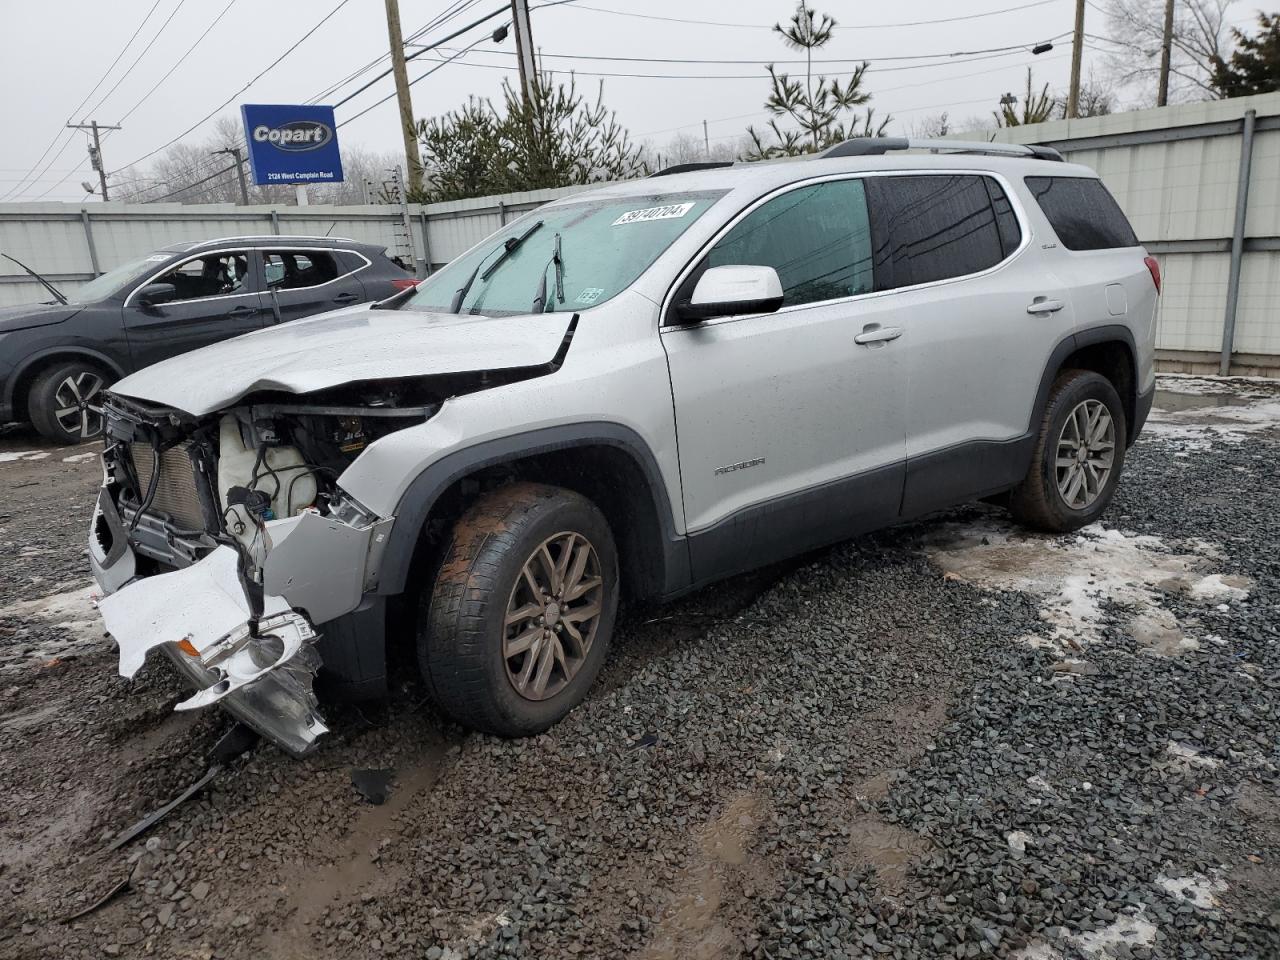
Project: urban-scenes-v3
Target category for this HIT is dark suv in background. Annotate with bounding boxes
[0,236,416,443]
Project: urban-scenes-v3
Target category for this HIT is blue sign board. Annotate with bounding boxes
[240,104,344,186]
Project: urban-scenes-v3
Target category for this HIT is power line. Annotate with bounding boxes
[567,0,1062,30]
[338,35,491,128]
[81,0,191,120]
[115,0,239,124]
[0,0,166,200]
[110,0,354,174]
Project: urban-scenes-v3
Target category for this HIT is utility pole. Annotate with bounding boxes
[384,0,422,195]
[703,119,710,159]
[1066,0,1085,119]
[1157,0,1175,106]
[66,121,121,201]
[510,0,537,105]
[212,146,250,204]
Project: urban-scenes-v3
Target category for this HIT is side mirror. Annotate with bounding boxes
[674,265,784,323]
[137,282,177,307]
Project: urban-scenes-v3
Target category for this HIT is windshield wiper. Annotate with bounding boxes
[449,220,544,313]
[2,252,67,305]
[531,233,564,314]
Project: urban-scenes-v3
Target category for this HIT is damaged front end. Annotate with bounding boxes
[90,389,405,755]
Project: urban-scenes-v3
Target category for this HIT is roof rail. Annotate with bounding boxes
[820,137,1063,162]
[648,161,735,178]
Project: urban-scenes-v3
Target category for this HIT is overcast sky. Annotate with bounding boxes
[0,0,1257,202]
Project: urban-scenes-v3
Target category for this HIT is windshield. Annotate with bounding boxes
[407,190,726,316]
[72,251,174,303]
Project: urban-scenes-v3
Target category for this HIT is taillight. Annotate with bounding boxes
[1144,256,1161,294]
[390,278,420,291]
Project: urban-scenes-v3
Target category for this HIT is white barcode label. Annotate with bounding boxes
[612,202,695,225]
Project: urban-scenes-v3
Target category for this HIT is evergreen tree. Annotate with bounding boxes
[1211,12,1280,98]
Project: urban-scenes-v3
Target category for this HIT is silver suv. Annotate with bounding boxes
[89,139,1159,754]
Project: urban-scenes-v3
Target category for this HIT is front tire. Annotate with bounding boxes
[1009,369,1127,533]
[27,360,111,444]
[420,482,619,737]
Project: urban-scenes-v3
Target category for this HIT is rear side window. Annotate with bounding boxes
[264,250,340,290]
[865,175,1016,290]
[706,178,874,306]
[1024,176,1138,250]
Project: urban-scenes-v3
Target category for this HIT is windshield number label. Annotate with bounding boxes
[576,287,605,304]
[612,202,695,226]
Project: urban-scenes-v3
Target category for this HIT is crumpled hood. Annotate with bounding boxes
[0,301,82,333]
[110,304,574,415]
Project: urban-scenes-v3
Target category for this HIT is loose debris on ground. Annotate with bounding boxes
[0,376,1277,959]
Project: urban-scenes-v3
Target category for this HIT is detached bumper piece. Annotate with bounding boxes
[97,546,328,756]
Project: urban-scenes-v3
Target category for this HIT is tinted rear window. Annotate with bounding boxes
[865,174,1015,290]
[1024,176,1138,250]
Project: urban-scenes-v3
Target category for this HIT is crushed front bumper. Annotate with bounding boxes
[89,471,392,757]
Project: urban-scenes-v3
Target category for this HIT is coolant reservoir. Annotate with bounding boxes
[218,415,318,523]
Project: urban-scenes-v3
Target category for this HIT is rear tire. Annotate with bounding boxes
[27,360,111,444]
[1009,369,1127,533]
[419,482,619,736]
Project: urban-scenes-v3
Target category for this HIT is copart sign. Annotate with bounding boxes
[240,104,344,185]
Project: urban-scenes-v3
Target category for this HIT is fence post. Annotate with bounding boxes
[498,200,507,226]
[1220,108,1256,377]
[79,208,101,276]
[418,209,433,275]
[269,209,281,235]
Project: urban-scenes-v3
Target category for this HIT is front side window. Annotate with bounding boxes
[408,190,726,316]
[865,175,1011,290]
[706,179,874,307]
[74,251,175,303]
[150,252,251,302]
[1025,176,1139,251]
[264,250,340,290]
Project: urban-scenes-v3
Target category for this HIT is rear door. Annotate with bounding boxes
[661,177,906,582]
[861,173,1069,516]
[260,247,365,325]
[123,249,264,369]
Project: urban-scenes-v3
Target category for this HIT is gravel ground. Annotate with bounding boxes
[0,375,1277,960]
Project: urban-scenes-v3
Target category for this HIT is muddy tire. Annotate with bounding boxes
[27,360,111,444]
[1009,369,1127,533]
[420,482,619,737]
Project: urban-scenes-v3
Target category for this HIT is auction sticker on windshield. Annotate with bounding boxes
[612,202,696,226]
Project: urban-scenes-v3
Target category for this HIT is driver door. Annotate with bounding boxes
[660,177,907,583]
[124,249,265,369]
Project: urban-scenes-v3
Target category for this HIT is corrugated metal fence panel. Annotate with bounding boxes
[1155,252,1231,352]
[1235,252,1280,354]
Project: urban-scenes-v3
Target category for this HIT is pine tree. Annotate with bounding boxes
[1211,12,1280,98]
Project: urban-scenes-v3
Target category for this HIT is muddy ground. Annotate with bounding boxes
[1,375,1278,960]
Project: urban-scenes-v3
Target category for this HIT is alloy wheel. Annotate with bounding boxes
[503,531,604,701]
[52,371,105,440]
[1055,398,1115,510]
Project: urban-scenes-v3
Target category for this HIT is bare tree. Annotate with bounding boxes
[1100,0,1236,103]
[910,112,951,138]
[650,131,749,168]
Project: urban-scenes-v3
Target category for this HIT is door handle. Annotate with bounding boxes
[854,324,904,346]
[1027,297,1065,315]
[227,305,258,318]
[332,292,360,304]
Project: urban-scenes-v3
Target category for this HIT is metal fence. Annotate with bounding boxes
[2,90,1278,375]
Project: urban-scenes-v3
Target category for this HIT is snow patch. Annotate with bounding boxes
[924,521,1236,654]
[61,451,97,464]
[1071,911,1158,955]
[1155,873,1227,910]
[0,450,43,463]
[1006,830,1032,854]
[0,583,103,669]
[1165,742,1222,769]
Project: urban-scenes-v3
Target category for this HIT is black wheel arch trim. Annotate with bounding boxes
[7,346,126,409]
[1029,324,1141,448]
[374,422,691,599]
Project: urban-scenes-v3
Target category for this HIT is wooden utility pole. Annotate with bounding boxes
[703,119,710,159]
[384,0,422,194]
[1066,0,1085,118]
[1157,0,1175,106]
[510,0,537,106]
[67,121,121,201]
[212,146,250,204]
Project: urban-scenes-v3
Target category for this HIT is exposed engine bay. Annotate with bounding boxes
[90,383,432,754]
